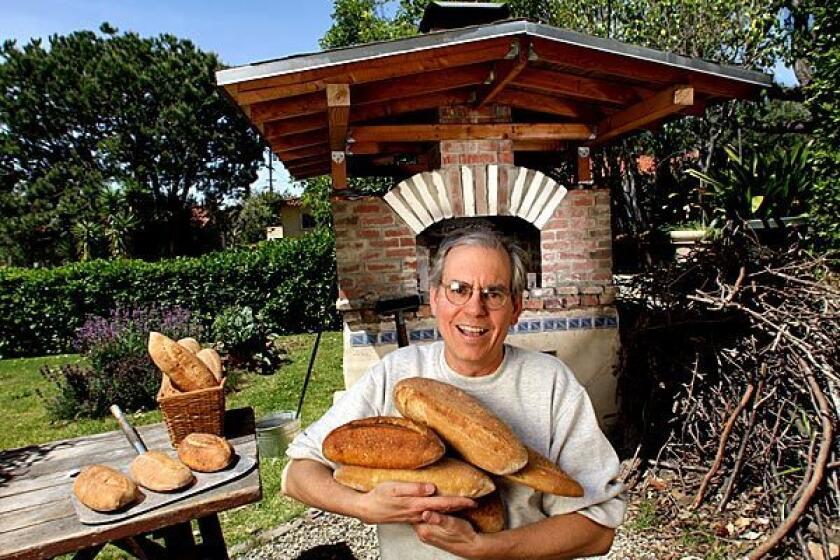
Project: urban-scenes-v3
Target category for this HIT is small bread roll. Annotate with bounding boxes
[177,337,202,354]
[177,433,233,472]
[503,447,584,497]
[73,464,138,512]
[457,491,505,533]
[323,416,444,469]
[130,451,194,492]
[394,378,528,475]
[148,332,217,391]
[334,457,495,498]
[196,348,223,383]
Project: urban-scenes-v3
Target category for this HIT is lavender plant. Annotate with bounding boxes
[40,305,202,419]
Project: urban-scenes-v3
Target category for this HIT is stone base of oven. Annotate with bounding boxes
[342,313,621,430]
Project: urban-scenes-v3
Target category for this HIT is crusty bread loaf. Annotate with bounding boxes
[503,446,584,497]
[394,378,527,475]
[323,416,445,469]
[334,457,495,498]
[130,451,194,492]
[148,332,217,391]
[177,337,202,354]
[177,433,233,472]
[159,373,181,398]
[457,491,505,533]
[196,347,223,384]
[73,464,138,512]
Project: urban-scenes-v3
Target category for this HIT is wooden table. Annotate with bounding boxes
[0,407,262,560]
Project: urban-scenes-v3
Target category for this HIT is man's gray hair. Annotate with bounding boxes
[429,228,529,299]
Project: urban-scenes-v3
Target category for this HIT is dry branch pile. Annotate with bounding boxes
[616,229,839,558]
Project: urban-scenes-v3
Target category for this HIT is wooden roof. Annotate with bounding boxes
[217,19,772,186]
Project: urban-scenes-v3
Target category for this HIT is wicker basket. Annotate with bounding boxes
[157,376,226,447]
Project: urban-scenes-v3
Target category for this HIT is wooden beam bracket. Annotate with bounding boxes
[475,37,530,108]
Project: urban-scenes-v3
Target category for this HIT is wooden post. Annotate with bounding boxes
[577,146,593,186]
[327,84,350,189]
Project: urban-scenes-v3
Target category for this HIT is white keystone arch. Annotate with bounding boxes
[383,165,568,234]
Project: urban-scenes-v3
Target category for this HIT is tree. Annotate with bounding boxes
[0,25,264,266]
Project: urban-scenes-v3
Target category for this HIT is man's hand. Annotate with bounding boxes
[357,482,476,525]
[414,510,483,558]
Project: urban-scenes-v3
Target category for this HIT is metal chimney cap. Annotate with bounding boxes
[418,1,511,33]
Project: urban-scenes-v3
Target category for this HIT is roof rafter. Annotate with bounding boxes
[474,37,530,108]
[596,84,694,143]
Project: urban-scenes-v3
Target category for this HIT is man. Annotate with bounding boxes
[283,229,625,559]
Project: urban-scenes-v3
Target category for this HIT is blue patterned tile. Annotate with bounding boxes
[350,332,376,346]
[543,318,567,331]
[568,317,582,329]
[593,316,608,328]
[605,316,618,328]
[409,330,423,342]
[580,317,593,329]
[420,329,436,341]
[378,331,397,344]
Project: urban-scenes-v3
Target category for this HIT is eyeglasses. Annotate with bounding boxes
[442,280,510,310]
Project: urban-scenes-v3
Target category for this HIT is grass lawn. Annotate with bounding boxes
[0,331,346,556]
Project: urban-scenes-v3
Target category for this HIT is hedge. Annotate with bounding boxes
[0,230,339,358]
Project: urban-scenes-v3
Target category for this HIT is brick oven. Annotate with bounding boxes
[216,2,771,427]
[334,104,620,425]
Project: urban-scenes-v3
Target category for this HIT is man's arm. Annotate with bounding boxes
[283,458,477,525]
[414,510,614,560]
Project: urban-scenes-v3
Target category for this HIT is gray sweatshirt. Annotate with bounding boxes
[285,341,626,559]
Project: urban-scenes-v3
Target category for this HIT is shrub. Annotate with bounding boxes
[39,305,202,419]
[0,230,338,358]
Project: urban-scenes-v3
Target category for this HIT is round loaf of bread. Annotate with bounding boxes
[177,337,202,354]
[73,464,138,512]
[457,491,505,533]
[196,347,224,383]
[177,433,233,472]
[323,416,444,469]
[394,377,528,475]
[334,457,495,498]
[130,451,194,492]
[503,446,584,497]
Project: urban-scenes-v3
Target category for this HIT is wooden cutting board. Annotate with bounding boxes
[71,454,257,525]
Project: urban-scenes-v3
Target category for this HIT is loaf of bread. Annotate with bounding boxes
[196,347,224,384]
[503,447,584,497]
[457,491,505,533]
[334,457,495,498]
[148,332,217,391]
[73,464,138,512]
[177,433,233,472]
[177,337,202,354]
[394,378,527,475]
[130,451,194,492]
[323,416,445,469]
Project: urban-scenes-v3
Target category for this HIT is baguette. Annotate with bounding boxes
[73,464,138,512]
[196,347,224,383]
[394,378,527,475]
[503,446,584,497]
[334,457,495,498]
[323,416,444,469]
[130,451,194,492]
[457,491,505,533]
[148,332,217,391]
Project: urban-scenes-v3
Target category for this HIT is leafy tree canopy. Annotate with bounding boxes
[0,24,264,266]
